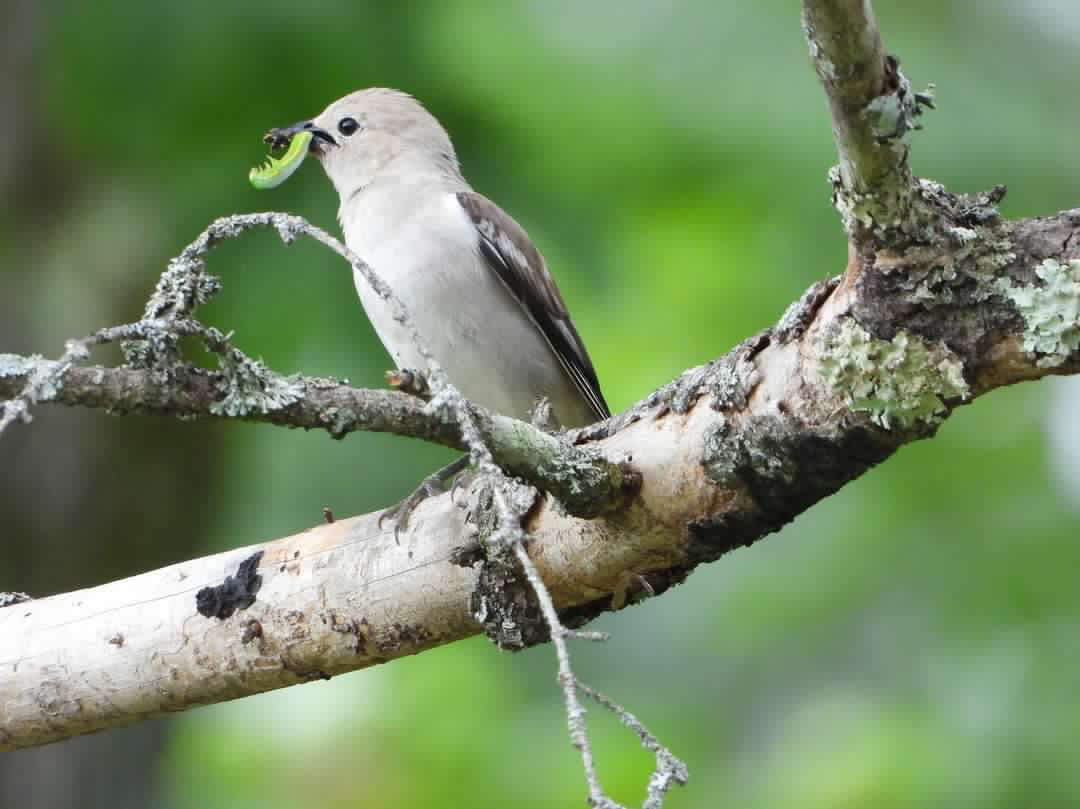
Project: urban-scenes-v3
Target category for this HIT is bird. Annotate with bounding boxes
[262,88,610,528]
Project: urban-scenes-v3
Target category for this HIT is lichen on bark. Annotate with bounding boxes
[817,319,969,429]
[994,258,1080,368]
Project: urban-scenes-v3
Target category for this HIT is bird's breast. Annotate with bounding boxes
[338,186,588,424]
[340,184,494,362]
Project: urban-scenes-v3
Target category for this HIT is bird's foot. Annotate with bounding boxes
[379,455,470,541]
[529,396,558,433]
[450,467,481,507]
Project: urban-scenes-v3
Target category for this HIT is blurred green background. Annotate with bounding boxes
[2,1,1079,807]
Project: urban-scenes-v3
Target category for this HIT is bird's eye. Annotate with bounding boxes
[338,117,361,136]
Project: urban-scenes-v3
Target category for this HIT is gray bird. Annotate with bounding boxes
[264,88,609,525]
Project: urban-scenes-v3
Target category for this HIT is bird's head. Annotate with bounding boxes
[254,88,460,200]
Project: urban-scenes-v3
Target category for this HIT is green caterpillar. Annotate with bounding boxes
[249,130,312,189]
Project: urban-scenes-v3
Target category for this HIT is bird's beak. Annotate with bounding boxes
[263,121,336,155]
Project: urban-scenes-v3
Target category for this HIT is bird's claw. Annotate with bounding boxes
[379,473,448,541]
[379,455,471,542]
[449,468,479,508]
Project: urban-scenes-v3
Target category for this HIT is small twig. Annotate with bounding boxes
[0,319,183,435]
[0,336,90,434]
[577,683,689,809]
[634,574,656,599]
[801,0,926,240]
[511,541,611,806]
[0,354,631,517]
[0,214,633,519]
[316,197,672,802]
[512,540,687,808]
[801,0,889,192]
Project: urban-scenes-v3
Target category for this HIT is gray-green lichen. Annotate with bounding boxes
[800,13,837,83]
[946,225,978,245]
[870,221,1015,308]
[1,351,82,405]
[830,168,935,244]
[973,239,1017,277]
[143,258,222,321]
[864,92,913,152]
[210,357,304,417]
[0,354,35,378]
[819,319,969,430]
[994,258,1080,367]
[320,406,359,439]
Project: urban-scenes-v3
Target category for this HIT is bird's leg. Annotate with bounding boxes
[529,396,557,432]
[449,464,481,507]
[380,454,471,539]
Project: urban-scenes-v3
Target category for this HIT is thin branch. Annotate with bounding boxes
[513,540,688,808]
[801,0,929,241]
[0,212,637,519]
[513,540,609,806]
[0,356,634,519]
[802,0,889,188]
[576,683,689,809]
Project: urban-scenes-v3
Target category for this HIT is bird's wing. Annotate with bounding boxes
[456,191,610,422]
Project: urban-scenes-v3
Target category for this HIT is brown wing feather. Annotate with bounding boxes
[456,191,610,422]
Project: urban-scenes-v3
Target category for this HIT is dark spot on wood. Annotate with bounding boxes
[618,462,643,498]
[329,613,368,655]
[695,416,897,562]
[241,620,263,644]
[775,277,840,343]
[374,621,433,654]
[449,540,484,567]
[881,53,901,94]
[195,551,264,619]
[469,550,548,651]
